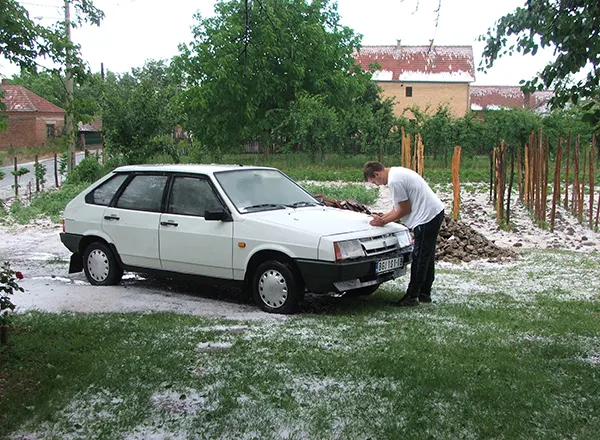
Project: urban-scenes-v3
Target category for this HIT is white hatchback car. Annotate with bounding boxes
[60,164,413,313]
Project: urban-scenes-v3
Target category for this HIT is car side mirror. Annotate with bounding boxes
[204,208,232,222]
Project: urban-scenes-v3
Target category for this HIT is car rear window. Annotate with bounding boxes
[115,174,168,212]
[85,174,128,206]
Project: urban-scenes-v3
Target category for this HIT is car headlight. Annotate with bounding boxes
[395,230,413,248]
[333,239,364,261]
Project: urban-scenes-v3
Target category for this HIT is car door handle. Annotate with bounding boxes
[104,215,120,221]
[160,221,178,227]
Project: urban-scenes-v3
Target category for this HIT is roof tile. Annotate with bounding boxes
[469,86,553,111]
[1,84,66,113]
[355,45,475,83]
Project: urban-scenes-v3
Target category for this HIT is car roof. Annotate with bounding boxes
[113,164,277,175]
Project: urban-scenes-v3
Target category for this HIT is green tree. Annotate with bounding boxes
[482,108,541,150]
[542,107,595,151]
[420,105,455,164]
[275,93,340,161]
[175,0,374,154]
[1,0,104,132]
[102,61,183,163]
[453,112,487,157]
[480,0,600,126]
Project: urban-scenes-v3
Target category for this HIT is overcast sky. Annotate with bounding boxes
[1,0,555,86]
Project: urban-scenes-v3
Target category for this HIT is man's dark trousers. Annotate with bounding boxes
[406,210,444,299]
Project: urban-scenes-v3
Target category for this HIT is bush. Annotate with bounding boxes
[65,157,104,186]
[9,183,88,224]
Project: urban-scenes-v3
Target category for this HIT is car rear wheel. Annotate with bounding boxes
[253,260,302,314]
[83,242,123,286]
[344,284,380,297]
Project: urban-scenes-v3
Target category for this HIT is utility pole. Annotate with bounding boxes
[65,0,75,171]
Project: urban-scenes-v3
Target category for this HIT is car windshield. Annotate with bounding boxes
[215,169,319,213]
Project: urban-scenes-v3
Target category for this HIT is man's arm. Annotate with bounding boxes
[370,200,411,226]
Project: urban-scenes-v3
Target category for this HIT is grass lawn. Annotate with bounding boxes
[1,250,599,439]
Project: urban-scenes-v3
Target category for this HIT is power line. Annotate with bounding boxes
[19,1,62,7]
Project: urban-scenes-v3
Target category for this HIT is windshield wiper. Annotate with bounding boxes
[286,201,318,208]
[243,203,287,211]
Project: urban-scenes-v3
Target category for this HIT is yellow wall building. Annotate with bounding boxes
[355,43,475,118]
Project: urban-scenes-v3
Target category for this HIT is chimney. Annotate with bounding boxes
[396,39,402,50]
[1,79,9,85]
[524,91,531,109]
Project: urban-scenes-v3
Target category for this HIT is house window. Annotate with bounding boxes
[406,86,413,97]
[46,124,55,137]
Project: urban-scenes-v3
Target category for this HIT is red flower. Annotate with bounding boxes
[15,271,23,280]
[3,311,8,317]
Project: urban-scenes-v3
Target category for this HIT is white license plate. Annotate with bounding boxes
[376,257,401,274]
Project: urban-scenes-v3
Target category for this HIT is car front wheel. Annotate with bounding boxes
[253,260,302,314]
[83,242,123,286]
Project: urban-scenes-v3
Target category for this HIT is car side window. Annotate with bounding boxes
[168,176,223,217]
[115,174,168,212]
[86,174,128,206]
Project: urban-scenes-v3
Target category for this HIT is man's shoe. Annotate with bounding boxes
[396,294,419,307]
[419,294,432,303]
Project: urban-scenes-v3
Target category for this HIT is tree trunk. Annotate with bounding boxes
[0,325,7,345]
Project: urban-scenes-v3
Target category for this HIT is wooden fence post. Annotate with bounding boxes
[35,154,40,193]
[420,135,424,174]
[54,153,59,188]
[524,144,530,206]
[489,148,494,203]
[506,145,515,227]
[579,141,587,223]
[452,146,462,219]
[13,157,18,197]
[564,136,571,210]
[572,136,580,216]
[550,138,563,232]
[589,145,595,230]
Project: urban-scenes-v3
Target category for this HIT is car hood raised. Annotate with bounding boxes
[247,207,402,237]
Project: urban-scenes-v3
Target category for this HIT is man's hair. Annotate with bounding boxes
[363,161,385,181]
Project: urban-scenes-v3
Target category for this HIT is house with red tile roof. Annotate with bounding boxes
[469,86,553,113]
[0,79,66,151]
[355,41,475,117]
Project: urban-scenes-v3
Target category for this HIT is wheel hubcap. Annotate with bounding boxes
[87,249,109,282]
[258,269,288,308]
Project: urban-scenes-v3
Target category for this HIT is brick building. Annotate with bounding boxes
[469,85,553,113]
[355,42,475,118]
[0,79,66,151]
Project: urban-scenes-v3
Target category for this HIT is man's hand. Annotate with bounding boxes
[369,214,385,227]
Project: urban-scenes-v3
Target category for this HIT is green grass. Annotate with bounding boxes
[1,250,599,439]
[6,183,87,224]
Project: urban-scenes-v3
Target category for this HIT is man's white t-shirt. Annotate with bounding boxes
[388,167,445,229]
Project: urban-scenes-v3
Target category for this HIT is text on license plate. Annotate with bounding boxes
[376,257,402,274]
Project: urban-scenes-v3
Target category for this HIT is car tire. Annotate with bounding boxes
[83,242,123,286]
[253,260,302,314]
[344,284,380,297]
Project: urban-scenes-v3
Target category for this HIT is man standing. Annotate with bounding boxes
[364,161,445,306]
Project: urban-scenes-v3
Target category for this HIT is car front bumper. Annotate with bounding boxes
[295,247,412,294]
